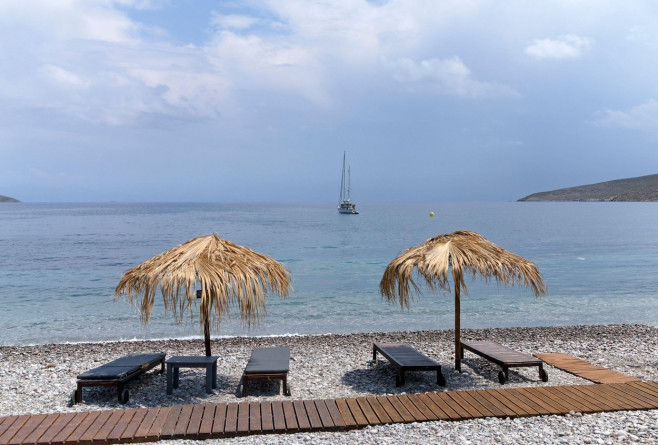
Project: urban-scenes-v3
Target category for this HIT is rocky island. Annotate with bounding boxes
[0,194,20,203]
[519,174,658,202]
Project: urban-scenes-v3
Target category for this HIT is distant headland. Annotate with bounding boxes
[0,195,20,203]
[519,174,658,202]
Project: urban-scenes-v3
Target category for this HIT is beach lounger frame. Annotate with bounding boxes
[74,353,165,404]
[459,340,548,384]
[372,342,446,387]
[239,346,291,397]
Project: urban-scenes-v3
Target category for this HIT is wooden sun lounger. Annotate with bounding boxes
[239,346,291,397]
[459,340,548,384]
[372,342,446,387]
[74,353,165,404]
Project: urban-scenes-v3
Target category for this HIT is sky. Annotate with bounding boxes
[1,0,657,203]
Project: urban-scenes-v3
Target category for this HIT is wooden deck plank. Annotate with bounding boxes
[406,394,439,421]
[582,384,635,410]
[516,387,565,415]
[546,386,599,413]
[134,407,161,440]
[609,383,658,406]
[488,388,534,416]
[323,399,346,429]
[51,412,90,444]
[344,398,368,427]
[396,394,427,421]
[172,405,193,437]
[386,395,416,423]
[434,392,471,418]
[35,412,77,445]
[271,401,287,432]
[260,401,274,432]
[534,353,641,384]
[513,387,564,414]
[365,397,392,424]
[282,400,299,431]
[224,403,238,435]
[375,396,405,423]
[458,391,497,417]
[416,393,451,420]
[334,399,356,428]
[293,400,312,431]
[426,392,462,420]
[107,409,137,441]
[236,402,250,434]
[447,392,485,418]
[159,405,183,439]
[595,385,650,410]
[210,404,226,436]
[313,400,336,429]
[119,408,147,440]
[554,386,605,412]
[66,411,103,443]
[303,400,323,430]
[355,398,380,425]
[7,414,48,445]
[0,415,31,445]
[198,404,217,436]
[186,405,205,436]
[632,381,658,397]
[249,402,262,434]
[504,388,550,415]
[627,382,658,400]
[567,386,618,411]
[146,406,173,440]
[531,387,579,412]
[90,409,124,442]
[473,389,517,418]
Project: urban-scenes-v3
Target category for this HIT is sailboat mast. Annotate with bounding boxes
[339,151,346,202]
[347,166,351,201]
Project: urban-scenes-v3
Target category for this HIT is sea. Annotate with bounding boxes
[0,202,656,346]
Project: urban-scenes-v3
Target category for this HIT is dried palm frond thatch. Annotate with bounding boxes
[115,233,292,355]
[379,230,545,369]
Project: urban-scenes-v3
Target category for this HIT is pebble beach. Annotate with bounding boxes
[1,324,656,444]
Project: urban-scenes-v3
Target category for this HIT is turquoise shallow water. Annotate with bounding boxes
[0,202,656,346]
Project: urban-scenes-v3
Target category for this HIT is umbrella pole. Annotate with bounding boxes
[204,318,211,357]
[455,281,461,372]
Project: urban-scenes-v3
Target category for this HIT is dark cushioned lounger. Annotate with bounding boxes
[373,342,445,387]
[460,340,548,384]
[240,346,290,397]
[74,352,165,404]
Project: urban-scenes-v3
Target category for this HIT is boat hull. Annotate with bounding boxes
[338,202,358,214]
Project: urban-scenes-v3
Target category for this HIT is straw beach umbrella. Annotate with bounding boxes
[115,233,292,356]
[379,230,545,370]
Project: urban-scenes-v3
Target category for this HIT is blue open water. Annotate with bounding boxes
[0,202,656,346]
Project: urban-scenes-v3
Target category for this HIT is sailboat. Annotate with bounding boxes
[338,151,358,214]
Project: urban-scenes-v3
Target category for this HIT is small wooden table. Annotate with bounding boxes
[166,356,218,395]
[460,340,548,384]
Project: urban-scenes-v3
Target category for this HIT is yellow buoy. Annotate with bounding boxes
[429,212,435,217]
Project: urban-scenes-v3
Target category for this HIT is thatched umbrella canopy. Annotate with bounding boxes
[380,230,545,370]
[115,233,292,356]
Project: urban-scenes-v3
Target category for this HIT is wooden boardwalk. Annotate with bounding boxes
[535,353,642,384]
[1,381,657,444]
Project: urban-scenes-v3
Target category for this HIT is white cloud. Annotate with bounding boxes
[383,56,518,98]
[595,99,658,134]
[211,14,260,31]
[525,35,593,59]
[41,65,91,89]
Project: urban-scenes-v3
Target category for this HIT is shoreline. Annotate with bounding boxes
[1,324,656,444]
